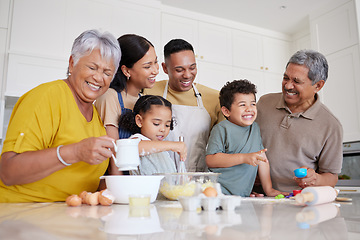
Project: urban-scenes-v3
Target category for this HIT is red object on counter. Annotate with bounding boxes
[293,190,302,196]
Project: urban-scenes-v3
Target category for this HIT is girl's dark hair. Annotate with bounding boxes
[119,95,174,134]
[110,34,154,93]
[219,79,257,111]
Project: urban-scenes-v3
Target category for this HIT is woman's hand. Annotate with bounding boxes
[293,166,318,188]
[70,136,115,165]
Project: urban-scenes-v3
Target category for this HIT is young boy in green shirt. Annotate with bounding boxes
[206,80,287,197]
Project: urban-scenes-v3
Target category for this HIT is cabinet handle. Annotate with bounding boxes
[195,54,198,58]
[265,67,268,70]
[200,56,204,59]
[260,66,264,70]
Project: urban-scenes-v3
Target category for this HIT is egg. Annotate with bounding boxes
[86,192,100,206]
[66,194,82,207]
[203,187,217,197]
[79,191,89,204]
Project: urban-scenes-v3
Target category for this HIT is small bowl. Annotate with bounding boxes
[100,175,163,204]
[294,168,307,178]
[129,194,151,207]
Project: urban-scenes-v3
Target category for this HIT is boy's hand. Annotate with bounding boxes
[264,188,289,197]
[244,149,268,166]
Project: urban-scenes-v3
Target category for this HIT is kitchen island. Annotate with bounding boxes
[0,192,359,240]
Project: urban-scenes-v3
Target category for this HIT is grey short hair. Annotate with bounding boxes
[67,29,121,77]
[287,49,328,85]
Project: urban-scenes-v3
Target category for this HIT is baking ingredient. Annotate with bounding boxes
[203,187,217,197]
[99,189,116,206]
[66,195,82,207]
[79,191,89,204]
[160,181,197,200]
[295,186,338,205]
[86,191,100,206]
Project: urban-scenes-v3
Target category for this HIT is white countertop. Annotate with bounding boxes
[0,193,359,240]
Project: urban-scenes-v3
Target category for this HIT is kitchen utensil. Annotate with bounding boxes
[100,175,164,204]
[177,136,187,184]
[111,138,141,170]
[295,186,338,205]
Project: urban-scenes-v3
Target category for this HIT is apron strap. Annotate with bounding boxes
[163,81,205,108]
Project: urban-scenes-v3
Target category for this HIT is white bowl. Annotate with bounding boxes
[100,175,164,204]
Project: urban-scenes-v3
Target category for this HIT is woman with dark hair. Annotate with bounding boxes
[95,34,159,174]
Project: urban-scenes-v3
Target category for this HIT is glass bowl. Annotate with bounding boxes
[155,172,220,200]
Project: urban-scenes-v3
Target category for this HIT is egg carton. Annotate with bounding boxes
[179,195,242,211]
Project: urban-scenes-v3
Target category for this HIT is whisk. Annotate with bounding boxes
[178,136,187,173]
[177,136,187,185]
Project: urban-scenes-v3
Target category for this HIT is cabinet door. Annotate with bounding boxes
[232,67,265,97]
[161,13,199,52]
[323,46,360,142]
[310,0,358,55]
[197,61,232,91]
[0,0,10,28]
[262,36,290,74]
[198,22,232,66]
[232,30,263,71]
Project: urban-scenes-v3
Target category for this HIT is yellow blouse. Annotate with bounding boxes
[0,80,108,202]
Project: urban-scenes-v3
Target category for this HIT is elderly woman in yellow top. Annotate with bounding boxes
[0,29,121,202]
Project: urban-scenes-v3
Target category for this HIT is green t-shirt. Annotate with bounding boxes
[206,120,264,196]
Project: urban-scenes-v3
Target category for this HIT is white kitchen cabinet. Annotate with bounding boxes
[310,0,358,56]
[6,0,161,97]
[232,30,289,97]
[232,67,282,99]
[232,30,290,75]
[161,13,232,66]
[323,46,360,142]
[0,0,10,29]
[310,0,360,142]
[197,61,233,91]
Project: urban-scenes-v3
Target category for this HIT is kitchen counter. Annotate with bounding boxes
[0,193,359,240]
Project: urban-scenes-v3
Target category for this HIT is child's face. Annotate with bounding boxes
[221,93,257,127]
[136,105,172,141]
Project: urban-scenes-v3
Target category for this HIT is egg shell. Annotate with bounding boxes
[79,191,89,204]
[99,189,115,206]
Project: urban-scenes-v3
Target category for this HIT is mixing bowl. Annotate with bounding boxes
[156,172,220,200]
[100,175,164,204]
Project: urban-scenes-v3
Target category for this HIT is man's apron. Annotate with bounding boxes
[163,81,211,172]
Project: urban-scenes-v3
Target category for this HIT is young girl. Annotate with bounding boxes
[119,95,187,175]
[95,34,159,175]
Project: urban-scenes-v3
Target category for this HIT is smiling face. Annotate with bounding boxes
[221,93,257,127]
[282,63,324,113]
[163,50,197,92]
[135,105,172,141]
[68,48,116,104]
[123,46,159,90]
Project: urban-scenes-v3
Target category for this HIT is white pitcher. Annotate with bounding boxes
[112,138,141,170]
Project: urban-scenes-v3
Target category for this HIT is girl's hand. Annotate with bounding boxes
[172,142,187,161]
[71,136,115,165]
[243,149,268,166]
